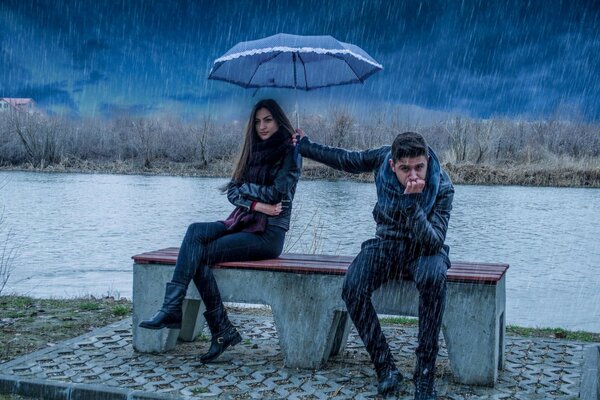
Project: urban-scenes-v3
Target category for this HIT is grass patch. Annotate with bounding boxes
[379,316,600,343]
[197,333,210,342]
[0,395,34,400]
[380,316,418,326]
[507,325,600,342]
[191,386,209,394]
[1,295,132,363]
[78,301,102,311]
[8,297,34,308]
[112,304,130,317]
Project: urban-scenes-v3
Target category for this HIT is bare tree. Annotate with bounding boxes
[388,105,423,139]
[471,120,495,164]
[0,211,17,296]
[130,117,159,168]
[6,111,64,168]
[300,113,328,144]
[359,112,387,149]
[0,178,17,296]
[208,121,243,162]
[329,109,354,148]
[445,117,469,163]
[189,114,214,167]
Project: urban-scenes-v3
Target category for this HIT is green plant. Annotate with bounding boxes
[78,301,101,311]
[191,386,209,394]
[507,325,600,342]
[197,333,210,342]
[8,296,33,308]
[379,316,418,326]
[112,304,130,317]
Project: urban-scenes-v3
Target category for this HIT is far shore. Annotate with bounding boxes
[2,159,600,188]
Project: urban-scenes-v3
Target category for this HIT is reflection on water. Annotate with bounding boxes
[1,171,599,332]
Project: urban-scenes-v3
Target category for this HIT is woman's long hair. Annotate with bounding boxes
[230,99,294,184]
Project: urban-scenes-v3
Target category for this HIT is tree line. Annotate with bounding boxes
[1,109,599,171]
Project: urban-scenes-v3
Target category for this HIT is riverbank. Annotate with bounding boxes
[0,295,131,364]
[2,158,600,187]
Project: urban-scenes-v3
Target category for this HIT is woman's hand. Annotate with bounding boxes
[293,128,305,146]
[254,202,283,216]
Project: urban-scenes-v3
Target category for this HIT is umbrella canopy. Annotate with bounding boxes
[208,33,383,91]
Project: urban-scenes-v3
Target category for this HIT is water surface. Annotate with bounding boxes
[1,171,599,331]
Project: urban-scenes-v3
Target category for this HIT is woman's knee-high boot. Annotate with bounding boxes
[200,306,242,362]
[139,282,186,329]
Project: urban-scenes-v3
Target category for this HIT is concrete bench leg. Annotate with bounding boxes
[132,263,180,352]
[271,300,344,368]
[328,311,352,357]
[442,279,505,385]
[133,262,208,352]
[180,299,206,342]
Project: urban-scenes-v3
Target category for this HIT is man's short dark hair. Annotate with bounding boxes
[391,131,429,161]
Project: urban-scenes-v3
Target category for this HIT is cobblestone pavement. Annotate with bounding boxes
[0,312,589,399]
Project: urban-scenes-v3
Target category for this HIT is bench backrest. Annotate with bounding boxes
[133,247,508,285]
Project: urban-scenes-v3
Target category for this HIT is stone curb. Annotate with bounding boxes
[0,373,180,400]
[581,344,600,400]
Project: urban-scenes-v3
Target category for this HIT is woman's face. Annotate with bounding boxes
[254,107,279,141]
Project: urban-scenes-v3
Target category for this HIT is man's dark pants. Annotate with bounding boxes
[341,238,449,376]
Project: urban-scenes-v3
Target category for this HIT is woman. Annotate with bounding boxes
[139,99,300,363]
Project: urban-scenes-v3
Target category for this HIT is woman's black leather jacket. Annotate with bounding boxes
[226,146,301,231]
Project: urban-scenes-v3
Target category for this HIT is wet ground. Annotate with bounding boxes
[0,311,588,399]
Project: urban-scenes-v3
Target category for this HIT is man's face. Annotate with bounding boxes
[389,155,428,188]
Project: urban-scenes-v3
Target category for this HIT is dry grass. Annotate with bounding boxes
[445,162,600,187]
[0,295,131,364]
[2,157,600,188]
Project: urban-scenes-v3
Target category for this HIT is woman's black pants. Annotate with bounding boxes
[171,222,285,313]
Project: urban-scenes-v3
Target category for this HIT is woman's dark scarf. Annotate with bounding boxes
[222,129,291,233]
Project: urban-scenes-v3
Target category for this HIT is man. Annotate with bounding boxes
[296,130,454,399]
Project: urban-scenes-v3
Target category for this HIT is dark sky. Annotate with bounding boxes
[1,0,599,121]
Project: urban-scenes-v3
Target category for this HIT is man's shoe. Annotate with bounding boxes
[413,367,436,400]
[377,367,403,396]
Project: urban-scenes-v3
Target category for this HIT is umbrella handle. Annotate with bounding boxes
[294,84,300,129]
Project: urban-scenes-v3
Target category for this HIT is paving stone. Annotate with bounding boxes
[0,314,592,399]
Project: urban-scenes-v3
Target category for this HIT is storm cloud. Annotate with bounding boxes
[1,0,599,120]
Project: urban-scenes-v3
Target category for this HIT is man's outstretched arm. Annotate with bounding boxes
[297,134,387,174]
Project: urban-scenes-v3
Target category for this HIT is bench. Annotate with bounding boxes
[132,248,508,386]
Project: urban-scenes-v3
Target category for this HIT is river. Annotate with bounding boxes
[1,171,599,332]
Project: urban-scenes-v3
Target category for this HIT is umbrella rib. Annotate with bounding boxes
[297,53,309,89]
[246,51,283,88]
[330,54,365,83]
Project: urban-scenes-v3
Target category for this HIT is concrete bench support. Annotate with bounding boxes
[132,249,508,386]
[132,263,351,368]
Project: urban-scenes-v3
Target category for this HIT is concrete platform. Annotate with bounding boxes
[0,310,593,399]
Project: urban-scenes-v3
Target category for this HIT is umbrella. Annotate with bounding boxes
[208,33,383,126]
